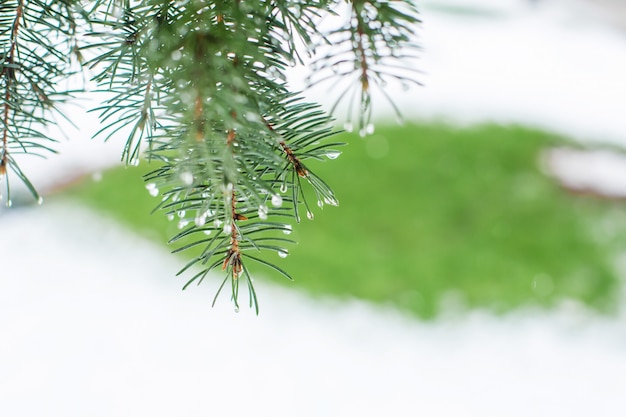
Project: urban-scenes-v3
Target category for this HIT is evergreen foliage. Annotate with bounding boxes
[0,0,420,312]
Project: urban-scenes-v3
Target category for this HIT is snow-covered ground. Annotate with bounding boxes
[2,203,626,417]
[3,1,626,416]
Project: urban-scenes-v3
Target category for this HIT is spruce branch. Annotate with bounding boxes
[1,0,421,313]
[0,0,81,205]
[307,0,421,132]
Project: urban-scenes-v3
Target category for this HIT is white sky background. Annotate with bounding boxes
[2,1,626,416]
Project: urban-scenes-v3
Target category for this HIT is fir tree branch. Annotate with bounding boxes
[0,0,81,204]
[0,0,421,312]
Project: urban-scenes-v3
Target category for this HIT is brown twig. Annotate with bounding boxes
[222,189,243,278]
[264,118,309,177]
[1,0,24,172]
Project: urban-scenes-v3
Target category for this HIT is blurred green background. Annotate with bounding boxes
[65,123,626,318]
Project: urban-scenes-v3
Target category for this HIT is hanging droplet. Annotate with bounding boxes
[258,205,268,220]
[167,213,175,221]
[359,128,367,138]
[180,171,193,186]
[6,199,12,208]
[325,151,341,160]
[271,194,283,208]
[234,306,240,313]
[306,210,314,220]
[177,220,188,229]
[280,183,288,194]
[214,219,223,228]
[203,229,212,235]
[195,215,206,227]
[366,123,375,135]
[343,121,354,133]
[170,50,182,61]
[145,183,159,197]
[278,250,289,258]
[317,200,324,208]
[324,196,339,207]
[36,196,44,205]
[283,224,292,235]
[130,158,140,166]
[223,223,232,234]
[178,210,186,218]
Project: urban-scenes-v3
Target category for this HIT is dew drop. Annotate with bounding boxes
[178,210,186,218]
[325,151,341,160]
[317,200,324,208]
[223,223,232,234]
[366,123,375,135]
[6,199,12,208]
[271,194,283,208]
[205,209,215,217]
[324,197,339,207]
[177,220,188,229]
[280,183,288,194]
[283,224,292,235]
[278,250,289,258]
[195,215,206,227]
[234,306,240,313]
[214,219,223,228]
[167,213,175,221]
[203,229,212,235]
[180,171,193,186]
[37,196,43,205]
[130,158,140,166]
[306,210,314,220]
[92,171,103,182]
[343,121,354,133]
[171,50,182,61]
[359,128,367,138]
[258,205,269,220]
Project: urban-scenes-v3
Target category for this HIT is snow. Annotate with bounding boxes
[2,1,626,416]
[543,147,626,198]
[2,203,626,417]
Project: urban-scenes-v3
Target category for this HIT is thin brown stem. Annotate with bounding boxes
[222,189,243,278]
[1,0,24,172]
[264,117,308,177]
[354,11,369,93]
[194,95,204,142]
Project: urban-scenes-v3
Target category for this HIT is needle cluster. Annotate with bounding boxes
[0,0,420,312]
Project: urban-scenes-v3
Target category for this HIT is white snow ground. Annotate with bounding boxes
[2,203,626,417]
[3,1,626,416]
